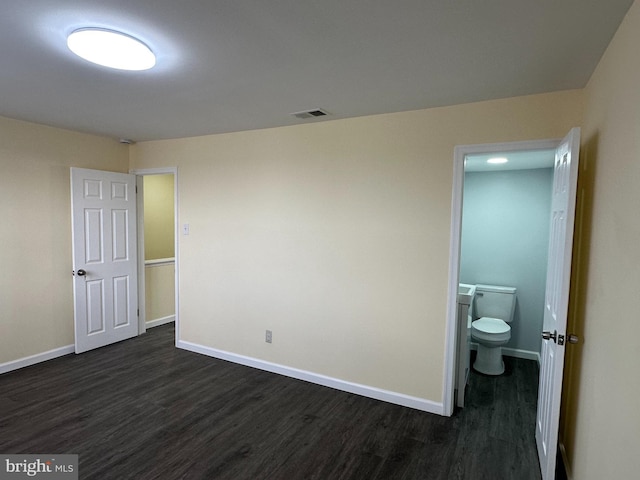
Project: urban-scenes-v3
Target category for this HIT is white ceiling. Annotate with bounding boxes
[0,0,633,142]
[465,150,555,172]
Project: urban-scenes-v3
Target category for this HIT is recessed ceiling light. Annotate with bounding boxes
[67,28,156,71]
[487,157,508,164]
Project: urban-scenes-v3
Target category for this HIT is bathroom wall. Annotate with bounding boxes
[460,167,553,356]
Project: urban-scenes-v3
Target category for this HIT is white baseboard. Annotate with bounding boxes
[470,343,541,364]
[177,340,444,415]
[0,344,75,375]
[146,315,175,329]
[501,347,541,364]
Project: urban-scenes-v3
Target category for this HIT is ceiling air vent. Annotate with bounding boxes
[291,108,330,120]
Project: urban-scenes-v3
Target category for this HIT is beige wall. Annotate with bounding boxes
[143,173,176,323]
[145,263,175,322]
[561,1,640,478]
[143,174,175,260]
[130,90,583,402]
[0,116,128,364]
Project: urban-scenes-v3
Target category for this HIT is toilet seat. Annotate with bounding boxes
[471,317,511,342]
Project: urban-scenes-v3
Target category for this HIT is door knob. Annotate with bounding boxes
[542,330,557,343]
[76,269,87,276]
[567,334,579,344]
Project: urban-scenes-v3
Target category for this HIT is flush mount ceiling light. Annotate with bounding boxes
[487,157,508,164]
[67,28,156,71]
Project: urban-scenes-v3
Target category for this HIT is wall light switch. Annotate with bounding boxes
[183,223,190,235]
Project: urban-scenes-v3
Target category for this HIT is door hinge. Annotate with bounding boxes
[137,308,139,317]
[135,185,138,194]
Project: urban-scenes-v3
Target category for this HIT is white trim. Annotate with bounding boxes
[469,343,541,364]
[178,340,444,415]
[130,167,179,349]
[442,144,466,416]
[145,257,175,266]
[146,315,175,329]
[502,347,541,364]
[444,138,561,416]
[130,166,178,176]
[135,175,146,335]
[0,345,74,375]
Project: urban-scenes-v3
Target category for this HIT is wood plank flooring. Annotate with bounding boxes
[0,324,542,479]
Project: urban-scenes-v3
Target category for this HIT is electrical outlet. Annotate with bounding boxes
[265,330,272,344]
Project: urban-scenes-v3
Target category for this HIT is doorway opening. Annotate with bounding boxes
[462,149,555,359]
[444,129,581,480]
[444,138,560,414]
[132,167,179,344]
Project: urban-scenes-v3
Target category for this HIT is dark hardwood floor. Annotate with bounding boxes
[0,324,541,479]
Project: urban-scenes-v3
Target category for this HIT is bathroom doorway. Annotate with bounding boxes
[460,149,555,363]
[445,130,581,479]
[452,146,555,408]
[445,138,560,416]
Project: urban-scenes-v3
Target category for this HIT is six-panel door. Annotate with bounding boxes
[71,168,138,353]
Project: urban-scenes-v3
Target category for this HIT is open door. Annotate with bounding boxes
[535,128,580,479]
[71,168,138,353]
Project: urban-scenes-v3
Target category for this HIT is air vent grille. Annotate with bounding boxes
[291,108,330,120]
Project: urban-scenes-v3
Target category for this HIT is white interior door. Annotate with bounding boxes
[535,127,580,480]
[71,168,138,353]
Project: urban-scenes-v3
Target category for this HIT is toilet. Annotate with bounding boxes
[471,284,517,375]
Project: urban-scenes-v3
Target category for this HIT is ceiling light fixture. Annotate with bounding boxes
[487,157,508,164]
[67,28,156,71]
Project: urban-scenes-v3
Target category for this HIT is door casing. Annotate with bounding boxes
[443,138,561,415]
[131,167,179,345]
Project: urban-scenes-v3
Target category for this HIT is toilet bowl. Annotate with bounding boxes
[470,284,517,375]
[471,317,511,374]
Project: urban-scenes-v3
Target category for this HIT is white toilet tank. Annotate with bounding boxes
[474,284,516,322]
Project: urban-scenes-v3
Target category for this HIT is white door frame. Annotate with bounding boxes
[443,138,560,416]
[130,167,179,345]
